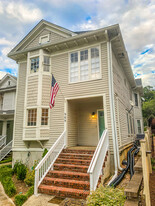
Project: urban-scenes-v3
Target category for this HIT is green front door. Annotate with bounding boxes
[0,121,3,136]
[98,110,105,138]
[6,120,14,144]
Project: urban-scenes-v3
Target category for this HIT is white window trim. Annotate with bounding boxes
[68,45,102,84]
[41,107,50,127]
[39,34,50,45]
[136,119,142,134]
[43,55,51,73]
[134,92,139,107]
[26,108,37,127]
[29,55,40,75]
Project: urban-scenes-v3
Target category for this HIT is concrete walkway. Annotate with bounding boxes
[0,183,15,206]
[23,194,59,206]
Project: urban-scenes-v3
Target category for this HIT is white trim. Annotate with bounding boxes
[12,148,44,152]
[65,93,104,101]
[39,34,50,44]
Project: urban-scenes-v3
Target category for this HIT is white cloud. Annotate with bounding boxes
[0,2,3,14]
[0,38,14,46]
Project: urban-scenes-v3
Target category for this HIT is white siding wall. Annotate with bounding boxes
[3,91,16,110]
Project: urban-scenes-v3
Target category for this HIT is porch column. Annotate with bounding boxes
[2,120,7,136]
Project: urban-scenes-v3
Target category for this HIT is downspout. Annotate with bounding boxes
[107,40,118,184]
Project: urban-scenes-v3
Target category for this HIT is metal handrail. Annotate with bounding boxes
[0,140,12,161]
[34,130,66,195]
[0,135,6,148]
[87,129,109,191]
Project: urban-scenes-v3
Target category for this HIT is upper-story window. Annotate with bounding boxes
[137,120,142,134]
[43,56,50,72]
[27,109,37,126]
[134,93,138,106]
[70,47,100,83]
[30,57,39,73]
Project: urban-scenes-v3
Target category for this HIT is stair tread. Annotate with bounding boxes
[48,170,89,176]
[60,153,93,156]
[54,163,89,168]
[39,184,90,194]
[44,177,90,185]
[56,158,91,162]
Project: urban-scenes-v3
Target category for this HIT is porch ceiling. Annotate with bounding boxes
[68,96,103,104]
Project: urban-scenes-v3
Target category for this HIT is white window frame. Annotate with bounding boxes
[43,55,51,72]
[27,108,37,127]
[39,34,50,45]
[41,107,49,127]
[30,56,39,74]
[134,93,139,107]
[137,119,142,134]
[69,45,101,83]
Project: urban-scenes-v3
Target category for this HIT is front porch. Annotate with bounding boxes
[66,95,106,147]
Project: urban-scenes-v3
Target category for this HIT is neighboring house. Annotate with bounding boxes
[0,73,17,160]
[8,20,143,197]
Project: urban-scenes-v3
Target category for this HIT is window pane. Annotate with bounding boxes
[27,109,37,126]
[31,57,39,73]
[80,50,88,81]
[137,120,141,134]
[91,48,100,78]
[134,93,138,106]
[43,56,50,72]
[70,52,78,82]
[41,108,48,125]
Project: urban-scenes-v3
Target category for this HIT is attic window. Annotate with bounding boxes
[39,34,50,45]
[8,80,11,86]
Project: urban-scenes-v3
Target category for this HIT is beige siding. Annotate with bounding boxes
[3,91,16,110]
[40,129,50,139]
[42,75,51,106]
[112,51,135,147]
[13,62,27,148]
[25,129,36,139]
[78,100,103,146]
[26,29,66,50]
[27,75,38,107]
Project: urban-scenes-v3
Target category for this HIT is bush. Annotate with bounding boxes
[14,186,34,206]
[13,161,27,180]
[0,165,13,180]
[42,148,48,158]
[0,156,12,164]
[1,176,16,197]
[86,185,126,206]
[15,195,27,206]
[24,169,35,186]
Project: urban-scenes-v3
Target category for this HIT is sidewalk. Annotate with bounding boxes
[0,183,15,206]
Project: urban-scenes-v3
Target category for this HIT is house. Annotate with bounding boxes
[0,73,17,161]
[8,20,143,197]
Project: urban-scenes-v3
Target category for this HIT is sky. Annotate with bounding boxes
[0,0,155,87]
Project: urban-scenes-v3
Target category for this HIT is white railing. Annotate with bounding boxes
[34,130,66,195]
[0,140,12,161]
[87,129,109,191]
[0,135,6,148]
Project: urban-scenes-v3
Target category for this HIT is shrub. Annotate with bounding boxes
[1,176,16,197]
[0,165,13,180]
[13,161,27,180]
[15,195,27,206]
[86,185,126,206]
[42,148,48,158]
[0,156,12,164]
[26,186,34,198]
[24,169,35,186]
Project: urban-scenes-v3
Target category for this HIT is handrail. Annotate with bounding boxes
[0,135,6,148]
[34,130,66,195]
[0,140,12,161]
[87,129,109,191]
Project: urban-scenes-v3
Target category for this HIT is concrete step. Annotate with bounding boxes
[53,163,88,173]
[47,170,90,181]
[55,158,91,165]
[124,173,143,199]
[124,199,139,206]
[38,184,89,199]
[42,177,90,190]
[134,158,142,173]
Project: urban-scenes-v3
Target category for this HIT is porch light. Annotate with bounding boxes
[92,112,95,119]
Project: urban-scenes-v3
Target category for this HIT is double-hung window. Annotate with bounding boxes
[27,109,37,126]
[137,120,142,134]
[70,46,100,83]
[43,56,50,72]
[41,108,48,126]
[134,93,138,106]
[30,57,39,73]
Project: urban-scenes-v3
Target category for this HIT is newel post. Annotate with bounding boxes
[140,139,151,206]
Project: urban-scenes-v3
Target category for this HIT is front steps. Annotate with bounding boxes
[39,148,108,199]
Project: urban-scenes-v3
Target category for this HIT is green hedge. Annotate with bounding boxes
[15,186,34,206]
[87,184,126,206]
[0,165,16,197]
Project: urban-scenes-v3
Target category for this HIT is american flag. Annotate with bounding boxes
[49,75,59,109]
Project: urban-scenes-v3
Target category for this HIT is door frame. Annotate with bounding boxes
[97,109,105,141]
[65,93,108,146]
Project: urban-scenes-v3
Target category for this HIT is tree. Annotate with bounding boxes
[142,86,155,126]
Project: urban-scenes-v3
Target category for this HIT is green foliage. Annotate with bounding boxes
[143,86,155,102]
[14,186,34,206]
[26,186,34,198]
[15,195,27,206]
[24,169,35,186]
[86,185,126,206]
[0,166,16,197]
[0,156,12,164]
[13,161,27,180]
[42,148,48,158]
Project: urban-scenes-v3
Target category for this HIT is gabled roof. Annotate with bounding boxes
[0,73,17,86]
[9,19,77,54]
